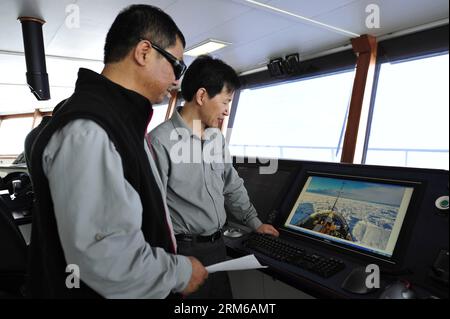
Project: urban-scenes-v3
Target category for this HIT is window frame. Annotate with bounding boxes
[227,49,357,162]
[361,25,449,165]
[361,51,449,168]
[227,69,356,162]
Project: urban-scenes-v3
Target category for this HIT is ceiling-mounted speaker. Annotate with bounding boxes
[283,53,300,74]
[18,17,50,100]
[267,57,284,77]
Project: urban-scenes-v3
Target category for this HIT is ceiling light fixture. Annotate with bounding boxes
[185,39,231,57]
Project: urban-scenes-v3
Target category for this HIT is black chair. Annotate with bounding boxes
[0,193,28,297]
[0,172,33,212]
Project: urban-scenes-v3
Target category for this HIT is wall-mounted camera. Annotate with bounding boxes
[267,53,301,77]
[283,53,300,74]
[267,57,285,77]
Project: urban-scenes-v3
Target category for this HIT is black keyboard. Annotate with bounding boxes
[244,233,345,278]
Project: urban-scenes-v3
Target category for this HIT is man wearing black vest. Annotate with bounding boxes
[28,5,207,298]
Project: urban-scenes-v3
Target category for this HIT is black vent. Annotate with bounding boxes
[18,17,50,101]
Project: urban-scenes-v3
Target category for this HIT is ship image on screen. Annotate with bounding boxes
[284,175,414,258]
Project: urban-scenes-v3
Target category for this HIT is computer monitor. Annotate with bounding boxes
[281,171,419,263]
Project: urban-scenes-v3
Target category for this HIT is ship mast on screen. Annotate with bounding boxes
[296,181,354,241]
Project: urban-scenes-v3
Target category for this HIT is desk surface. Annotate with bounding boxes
[224,227,447,299]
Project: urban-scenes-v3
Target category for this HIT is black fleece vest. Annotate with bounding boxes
[29,68,175,298]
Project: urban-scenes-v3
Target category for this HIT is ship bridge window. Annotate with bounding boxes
[0,53,103,163]
[147,103,169,133]
[365,53,449,170]
[0,117,33,156]
[229,70,355,162]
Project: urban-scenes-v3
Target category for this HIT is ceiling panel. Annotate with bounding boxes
[266,0,359,18]
[218,23,348,72]
[47,17,108,59]
[315,0,449,37]
[74,0,179,26]
[167,0,257,46]
[0,0,75,53]
[187,6,295,52]
[46,0,179,59]
[0,0,448,75]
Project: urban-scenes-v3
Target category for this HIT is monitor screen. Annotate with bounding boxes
[283,172,415,260]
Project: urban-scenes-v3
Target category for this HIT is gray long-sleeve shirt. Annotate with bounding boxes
[149,109,262,236]
[42,119,191,298]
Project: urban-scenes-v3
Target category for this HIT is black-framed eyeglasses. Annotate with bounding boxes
[140,39,187,80]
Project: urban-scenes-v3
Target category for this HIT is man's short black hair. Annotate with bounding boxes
[104,4,186,64]
[181,55,240,102]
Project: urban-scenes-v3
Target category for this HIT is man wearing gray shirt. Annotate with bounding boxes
[149,56,279,299]
[28,5,207,298]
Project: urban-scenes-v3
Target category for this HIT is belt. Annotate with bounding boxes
[175,230,222,243]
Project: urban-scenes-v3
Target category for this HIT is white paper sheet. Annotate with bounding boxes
[206,254,267,274]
